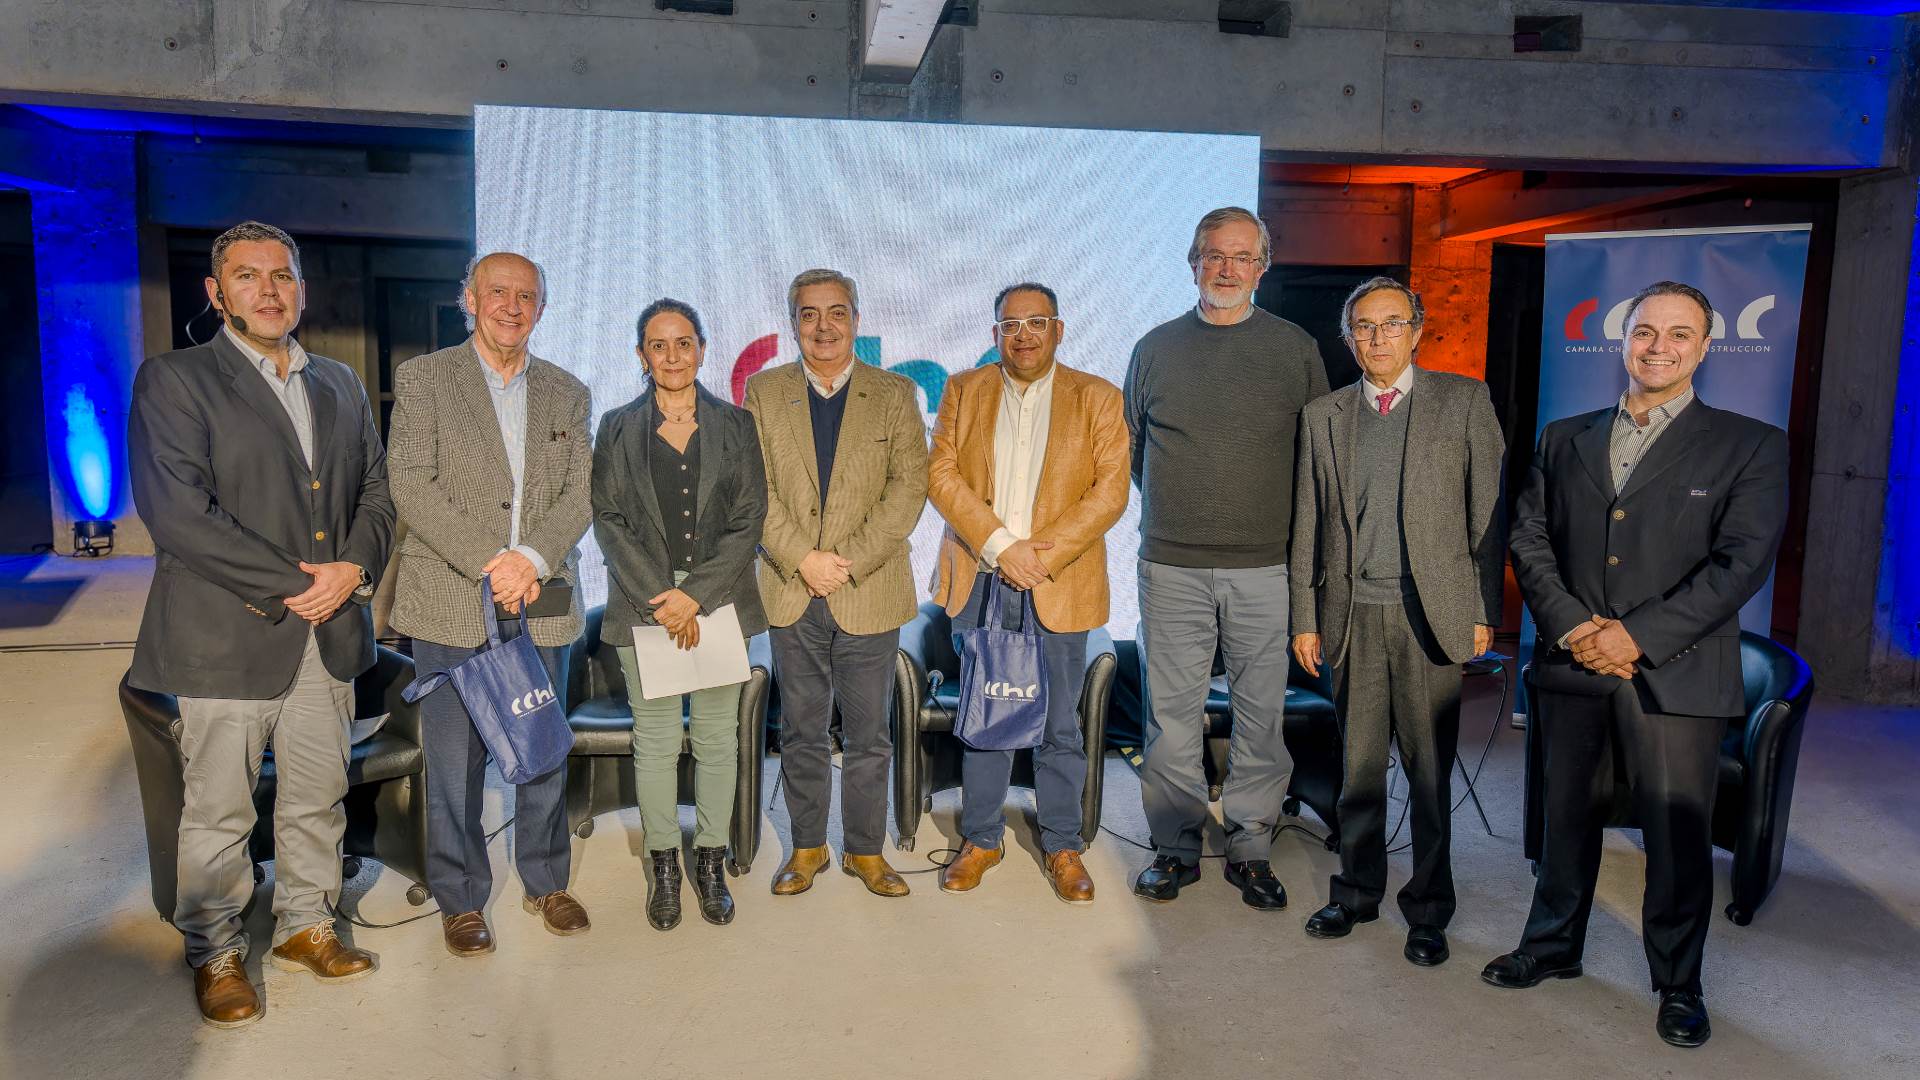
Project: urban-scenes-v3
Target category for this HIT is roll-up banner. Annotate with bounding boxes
[1527,223,1812,652]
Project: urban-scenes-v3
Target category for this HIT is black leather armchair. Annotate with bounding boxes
[561,606,772,876]
[1107,639,1343,852]
[1522,630,1815,925]
[119,644,433,918]
[892,602,1118,853]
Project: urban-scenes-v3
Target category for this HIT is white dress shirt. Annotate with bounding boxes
[980,363,1056,568]
[1360,363,1417,413]
[803,358,854,398]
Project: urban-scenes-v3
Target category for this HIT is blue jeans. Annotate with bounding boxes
[951,573,1089,854]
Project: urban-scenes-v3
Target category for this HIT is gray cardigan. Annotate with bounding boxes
[591,382,769,646]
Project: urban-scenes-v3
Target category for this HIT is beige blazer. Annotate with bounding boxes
[744,360,929,635]
[927,362,1130,634]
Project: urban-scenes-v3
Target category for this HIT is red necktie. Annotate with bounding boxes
[1376,388,1400,416]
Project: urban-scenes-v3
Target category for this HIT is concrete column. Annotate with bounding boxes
[1407,184,1492,380]
[1800,168,1920,701]
[25,127,152,555]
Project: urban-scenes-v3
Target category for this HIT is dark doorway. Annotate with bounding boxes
[1485,243,1546,503]
[375,278,465,432]
[0,193,51,553]
[1261,264,1404,390]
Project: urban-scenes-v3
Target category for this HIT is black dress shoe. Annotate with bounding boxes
[692,846,735,926]
[1132,855,1200,903]
[1479,950,1583,989]
[646,849,682,931]
[1404,924,1450,966]
[1656,990,1711,1048]
[1223,860,1288,911]
[1304,901,1378,938]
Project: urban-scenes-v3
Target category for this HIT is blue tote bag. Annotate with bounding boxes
[401,574,573,784]
[954,584,1051,751]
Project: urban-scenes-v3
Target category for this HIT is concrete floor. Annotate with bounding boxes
[1,553,1916,1080]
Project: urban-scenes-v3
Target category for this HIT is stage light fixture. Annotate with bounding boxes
[73,519,115,557]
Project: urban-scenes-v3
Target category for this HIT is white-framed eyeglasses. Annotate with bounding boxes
[995,316,1059,337]
[1197,252,1263,270]
[1351,319,1415,340]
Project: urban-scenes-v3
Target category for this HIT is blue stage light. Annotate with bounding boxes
[61,383,114,519]
[1876,176,1920,657]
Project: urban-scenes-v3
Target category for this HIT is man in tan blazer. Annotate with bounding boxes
[745,268,928,898]
[928,282,1130,904]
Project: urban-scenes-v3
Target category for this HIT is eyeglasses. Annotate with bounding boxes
[995,316,1059,337]
[1197,252,1263,271]
[1351,319,1415,340]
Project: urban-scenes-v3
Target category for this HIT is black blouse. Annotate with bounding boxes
[649,402,701,572]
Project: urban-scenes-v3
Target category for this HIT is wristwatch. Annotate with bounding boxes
[353,565,375,597]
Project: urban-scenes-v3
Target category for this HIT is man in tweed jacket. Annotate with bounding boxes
[388,252,594,953]
[746,268,929,898]
[1289,277,1506,965]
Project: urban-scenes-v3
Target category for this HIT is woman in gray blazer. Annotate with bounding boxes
[590,298,768,932]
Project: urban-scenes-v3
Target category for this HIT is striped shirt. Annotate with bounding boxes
[1609,387,1696,492]
[476,349,549,577]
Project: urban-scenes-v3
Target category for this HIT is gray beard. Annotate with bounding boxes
[1200,284,1253,311]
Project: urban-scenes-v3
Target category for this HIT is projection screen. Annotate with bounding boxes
[474,105,1261,637]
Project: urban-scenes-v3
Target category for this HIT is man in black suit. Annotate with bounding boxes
[1482,280,1788,1049]
[129,221,394,1028]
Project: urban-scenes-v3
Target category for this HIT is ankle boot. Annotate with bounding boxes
[693,846,736,926]
[646,848,682,931]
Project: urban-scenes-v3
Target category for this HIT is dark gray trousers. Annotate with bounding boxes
[413,617,573,916]
[1330,601,1461,927]
[771,597,899,856]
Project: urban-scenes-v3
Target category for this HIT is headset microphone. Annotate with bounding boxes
[214,288,249,334]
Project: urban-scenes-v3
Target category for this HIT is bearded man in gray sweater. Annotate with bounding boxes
[1124,206,1329,909]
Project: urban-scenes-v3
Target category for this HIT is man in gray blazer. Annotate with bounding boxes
[1289,277,1506,966]
[388,252,594,955]
[129,221,393,1027]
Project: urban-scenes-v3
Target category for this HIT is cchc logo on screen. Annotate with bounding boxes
[725,335,998,411]
[1561,295,1781,343]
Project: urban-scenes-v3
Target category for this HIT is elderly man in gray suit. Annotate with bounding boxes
[1289,277,1506,966]
[388,251,594,956]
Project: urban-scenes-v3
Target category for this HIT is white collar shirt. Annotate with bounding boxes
[1360,363,1417,414]
[979,362,1057,568]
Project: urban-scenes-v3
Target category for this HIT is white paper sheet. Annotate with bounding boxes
[629,603,751,700]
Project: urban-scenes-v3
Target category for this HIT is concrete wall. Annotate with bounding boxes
[0,1,1906,170]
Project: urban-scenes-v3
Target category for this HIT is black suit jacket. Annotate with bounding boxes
[128,333,395,698]
[591,383,769,646]
[1511,397,1788,717]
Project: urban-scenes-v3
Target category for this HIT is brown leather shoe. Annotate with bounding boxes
[442,911,495,957]
[842,852,911,897]
[939,841,1003,893]
[269,920,376,981]
[522,890,591,936]
[770,845,833,896]
[1046,849,1095,905]
[193,949,262,1029]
